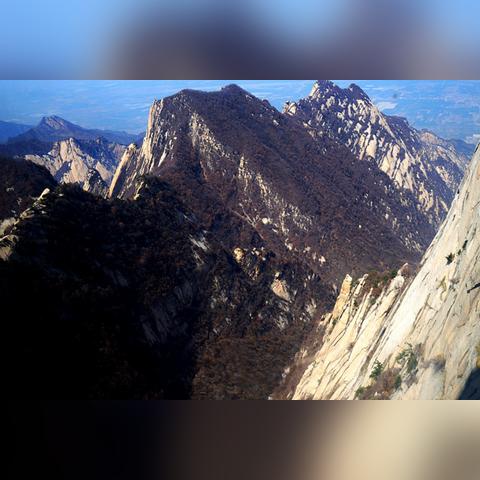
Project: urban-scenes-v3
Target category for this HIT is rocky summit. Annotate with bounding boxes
[284,80,473,228]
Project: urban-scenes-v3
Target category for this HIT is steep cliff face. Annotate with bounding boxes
[110,85,429,288]
[287,144,480,400]
[25,137,124,195]
[284,80,473,228]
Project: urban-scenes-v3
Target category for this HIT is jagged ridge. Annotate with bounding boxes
[284,80,473,229]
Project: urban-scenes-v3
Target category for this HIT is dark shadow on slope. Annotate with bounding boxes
[458,369,480,399]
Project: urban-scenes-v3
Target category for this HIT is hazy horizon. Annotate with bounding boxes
[0,80,479,144]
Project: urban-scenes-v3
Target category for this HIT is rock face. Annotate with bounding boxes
[25,137,124,195]
[287,144,480,400]
[8,115,140,145]
[284,80,473,228]
[110,84,427,288]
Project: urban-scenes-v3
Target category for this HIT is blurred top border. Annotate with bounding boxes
[2,0,480,79]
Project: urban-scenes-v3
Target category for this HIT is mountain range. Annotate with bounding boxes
[0,120,32,143]
[0,81,477,399]
[4,115,141,145]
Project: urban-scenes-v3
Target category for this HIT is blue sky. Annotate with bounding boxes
[0,80,479,144]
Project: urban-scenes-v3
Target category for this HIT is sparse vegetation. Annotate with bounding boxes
[457,240,469,256]
[360,268,400,300]
[355,386,366,399]
[370,360,384,380]
[439,276,448,294]
[446,253,455,265]
[355,366,401,400]
[389,269,398,279]
[431,355,446,372]
[396,343,418,374]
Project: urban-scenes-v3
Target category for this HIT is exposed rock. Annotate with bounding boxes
[25,137,124,194]
[285,80,473,229]
[331,274,352,320]
[233,247,244,263]
[271,277,291,302]
[288,144,480,399]
[83,169,108,197]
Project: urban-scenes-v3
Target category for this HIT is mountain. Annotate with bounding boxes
[0,156,56,225]
[0,84,433,399]
[110,84,430,288]
[2,83,476,399]
[24,137,125,195]
[0,177,327,399]
[0,120,32,143]
[8,115,140,145]
[284,80,473,227]
[281,143,480,400]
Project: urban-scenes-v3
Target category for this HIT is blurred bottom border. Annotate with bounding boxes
[6,400,480,480]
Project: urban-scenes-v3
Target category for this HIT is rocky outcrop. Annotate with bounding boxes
[25,137,124,195]
[285,80,473,228]
[83,169,108,197]
[287,144,480,400]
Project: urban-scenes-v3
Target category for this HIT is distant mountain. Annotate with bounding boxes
[284,80,473,227]
[25,137,125,195]
[8,115,140,145]
[0,120,32,143]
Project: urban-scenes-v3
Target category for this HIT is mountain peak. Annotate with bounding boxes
[347,83,370,101]
[220,84,250,95]
[308,80,371,104]
[309,80,336,98]
[38,115,71,130]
